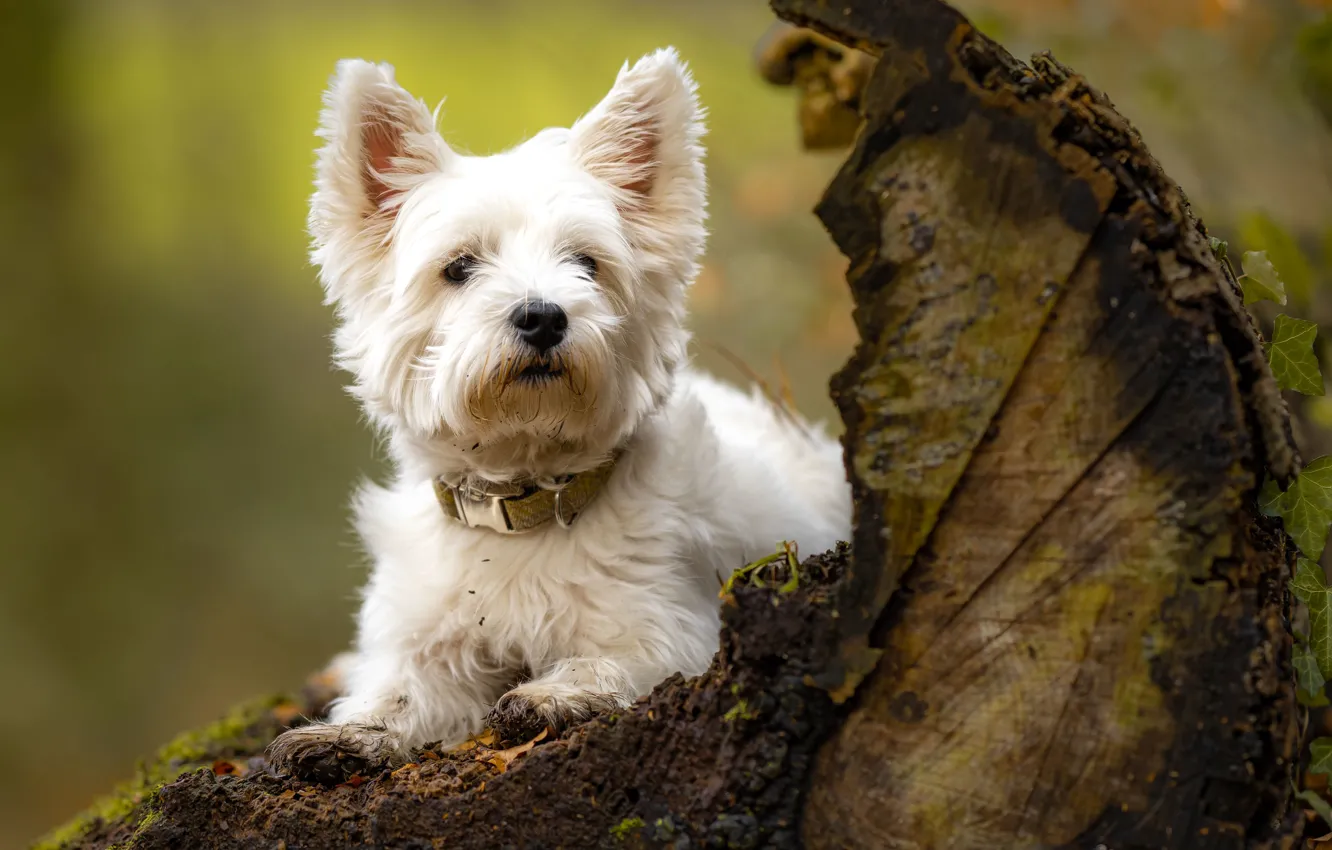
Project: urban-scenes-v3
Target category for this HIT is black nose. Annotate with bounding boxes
[510,300,568,353]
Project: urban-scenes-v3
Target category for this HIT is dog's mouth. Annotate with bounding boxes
[515,361,564,384]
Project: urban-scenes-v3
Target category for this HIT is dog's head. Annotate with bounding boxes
[309,50,706,471]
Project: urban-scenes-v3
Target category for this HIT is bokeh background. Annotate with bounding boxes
[3,0,1332,845]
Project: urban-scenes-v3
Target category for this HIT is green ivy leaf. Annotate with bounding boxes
[1258,477,1286,517]
[1278,458,1332,561]
[1292,558,1332,679]
[1267,314,1325,396]
[1238,250,1287,306]
[1297,788,1332,826]
[1240,210,1316,307]
[1312,738,1332,776]
[1300,688,1331,708]
[1296,642,1329,702]
[1208,236,1229,260]
[1299,688,1331,708]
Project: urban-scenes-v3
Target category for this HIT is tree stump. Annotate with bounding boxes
[36,0,1303,848]
[768,1,1302,846]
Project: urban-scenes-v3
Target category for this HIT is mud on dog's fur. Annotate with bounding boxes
[267,48,850,774]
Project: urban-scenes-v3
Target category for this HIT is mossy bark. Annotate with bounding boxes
[38,551,850,850]
[777,0,1302,847]
[37,0,1303,848]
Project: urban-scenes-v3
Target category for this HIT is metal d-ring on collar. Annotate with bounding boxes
[534,474,574,530]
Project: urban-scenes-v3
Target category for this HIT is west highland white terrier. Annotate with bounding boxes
[268,48,851,774]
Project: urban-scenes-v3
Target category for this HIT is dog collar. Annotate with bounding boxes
[432,456,618,534]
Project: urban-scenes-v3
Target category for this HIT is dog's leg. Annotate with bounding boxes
[487,656,638,742]
[268,651,502,780]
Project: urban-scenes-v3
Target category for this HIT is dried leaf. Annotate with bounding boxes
[477,728,548,774]
[210,759,245,777]
[1310,770,1331,794]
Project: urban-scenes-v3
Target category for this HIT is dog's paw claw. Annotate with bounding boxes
[487,693,550,745]
[266,722,401,785]
[487,687,623,746]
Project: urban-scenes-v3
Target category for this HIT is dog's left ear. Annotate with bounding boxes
[570,48,707,263]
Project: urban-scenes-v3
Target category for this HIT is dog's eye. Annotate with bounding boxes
[443,256,475,285]
[571,253,598,278]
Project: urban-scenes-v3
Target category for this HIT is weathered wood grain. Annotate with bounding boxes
[772,1,1301,847]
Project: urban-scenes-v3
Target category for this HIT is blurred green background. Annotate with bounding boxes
[3,0,1332,846]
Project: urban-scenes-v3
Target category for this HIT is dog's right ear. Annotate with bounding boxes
[309,60,449,295]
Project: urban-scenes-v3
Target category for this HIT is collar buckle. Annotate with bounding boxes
[451,483,520,533]
[434,457,617,535]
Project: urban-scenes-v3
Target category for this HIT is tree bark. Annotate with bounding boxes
[37,0,1304,848]
[771,1,1303,846]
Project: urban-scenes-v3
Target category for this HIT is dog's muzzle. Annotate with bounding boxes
[433,457,618,533]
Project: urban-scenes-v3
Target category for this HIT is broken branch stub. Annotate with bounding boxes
[768,0,1301,847]
[755,20,877,149]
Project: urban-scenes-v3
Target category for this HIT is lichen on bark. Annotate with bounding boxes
[771,0,1301,846]
[34,696,297,850]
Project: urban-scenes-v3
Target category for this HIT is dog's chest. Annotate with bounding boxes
[366,500,687,663]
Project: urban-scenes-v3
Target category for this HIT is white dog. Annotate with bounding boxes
[268,48,851,772]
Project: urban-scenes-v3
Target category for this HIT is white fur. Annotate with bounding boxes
[270,49,851,766]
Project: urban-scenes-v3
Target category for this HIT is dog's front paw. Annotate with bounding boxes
[267,721,404,784]
[488,683,624,744]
